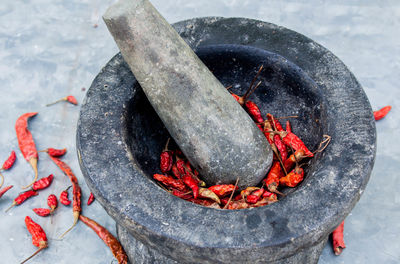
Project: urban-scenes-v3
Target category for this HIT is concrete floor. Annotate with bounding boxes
[0,0,398,263]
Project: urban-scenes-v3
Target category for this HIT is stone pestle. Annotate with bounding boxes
[102,0,272,188]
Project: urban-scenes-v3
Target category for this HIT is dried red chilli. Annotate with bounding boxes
[46,95,78,106]
[182,173,199,199]
[79,214,128,264]
[0,151,17,188]
[5,190,38,212]
[285,120,292,133]
[332,221,346,255]
[208,184,238,197]
[21,216,48,264]
[59,186,72,206]
[262,161,284,194]
[0,185,13,199]
[171,164,181,179]
[47,194,57,212]
[246,188,265,204]
[32,174,54,191]
[279,131,313,157]
[172,189,192,200]
[283,149,306,172]
[160,138,173,173]
[240,187,260,200]
[87,192,95,205]
[48,155,81,239]
[273,134,288,162]
[38,148,67,157]
[15,112,39,189]
[2,150,16,170]
[267,113,284,132]
[279,167,304,187]
[33,208,51,217]
[245,101,264,123]
[153,174,187,191]
[373,105,391,121]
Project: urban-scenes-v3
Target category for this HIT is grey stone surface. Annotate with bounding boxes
[102,0,272,188]
[77,17,375,263]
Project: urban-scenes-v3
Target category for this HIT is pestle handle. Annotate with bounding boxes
[103,0,272,188]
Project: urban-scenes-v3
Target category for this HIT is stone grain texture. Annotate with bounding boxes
[102,0,272,188]
[77,17,376,263]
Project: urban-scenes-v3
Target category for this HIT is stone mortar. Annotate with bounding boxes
[77,17,376,263]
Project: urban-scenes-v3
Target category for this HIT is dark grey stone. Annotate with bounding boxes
[77,17,376,263]
[102,0,272,188]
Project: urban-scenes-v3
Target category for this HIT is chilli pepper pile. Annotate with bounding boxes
[0,99,128,263]
[153,66,330,210]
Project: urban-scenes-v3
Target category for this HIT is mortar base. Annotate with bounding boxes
[116,224,327,264]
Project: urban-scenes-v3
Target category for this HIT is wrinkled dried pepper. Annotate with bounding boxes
[208,184,238,197]
[153,174,187,191]
[59,186,72,206]
[79,214,128,264]
[5,190,38,212]
[39,148,67,157]
[263,161,284,194]
[160,138,173,173]
[33,208,51,217]
[32,174,54,191]
[245,100,264,123]
[332,221,346,255]
[15,112,39,189]
[48,194,57,213]
[0,150,17,188]
[48,156,81,239]
[198,187,220,204]
[21,216,48,264]
[280,131,313,157]
[279,167,304,187]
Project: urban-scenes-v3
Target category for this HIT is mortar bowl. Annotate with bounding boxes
[77,17,376,263]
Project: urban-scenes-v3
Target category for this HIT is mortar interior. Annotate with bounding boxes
[127,44,324,197]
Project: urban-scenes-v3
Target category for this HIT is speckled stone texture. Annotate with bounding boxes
[77,17,376,263]
[102,0,272,188]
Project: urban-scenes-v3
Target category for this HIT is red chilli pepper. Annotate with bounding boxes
[274,134,288,162]
[32,174,54,191]
[182,172,199,198]
[373,105,391,121]
[175,158,186,176]
[279,167,304,187]
[47,194,58,212]
[39,148,67,157]
[263,161,284,193]
[153,174,187,191]
[46,95,78,106]
[280,131,313,157]
[48,156,81,239]
[0,151,17,188]
[5,190,38,212]
[0,185,13,199]
[160,138,173,173]
[227,200,249,210]
[87,192,95,205]
[2,150,16,170]
[172,189,193,200]
[21,216,48,264]
[262,191,278,201]
[15,112,39,189]
[33,208,51,217]
[79,215,128,264]
[60,186,72,206]
[285,120,292,133]
[208,184,238,197]
[267,113,284,132]
[283,149,306,172]
[332,221,346,255]
[246,188,265,204]
[245,101,264,123]
[171,164,181,179]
